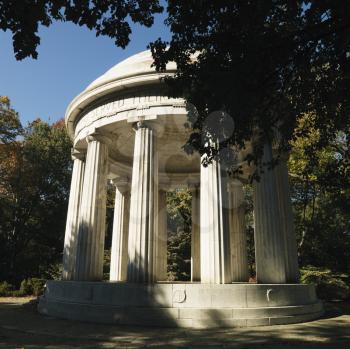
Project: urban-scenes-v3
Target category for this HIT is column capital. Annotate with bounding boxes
[86,129,113,145]
[111,177,130,193]
[132,119,162,135]
[71,148,85,161]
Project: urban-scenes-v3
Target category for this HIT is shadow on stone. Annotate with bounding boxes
[0,300,349,348]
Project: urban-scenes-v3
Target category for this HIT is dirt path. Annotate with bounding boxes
[0,298,349,348]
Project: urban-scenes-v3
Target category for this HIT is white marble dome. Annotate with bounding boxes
[86,50,177,92]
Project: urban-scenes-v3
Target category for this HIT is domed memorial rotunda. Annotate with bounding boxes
[38,50,323,328]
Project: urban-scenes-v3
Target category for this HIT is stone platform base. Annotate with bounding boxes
[38,281,324,329]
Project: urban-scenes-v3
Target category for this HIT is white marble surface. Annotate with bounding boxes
[200,156,232,284]
[253,144,287,283]
[110,182,130,281]
[39,281,323,328]
[74,134,109,281]
[62,150,85,280]
[127,122,158,283]
[228,179,249,282]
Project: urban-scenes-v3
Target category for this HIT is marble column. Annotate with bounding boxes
[110,180,130,281]
[253,143,286,284]
[275,159,299,282]
[191,185,200,282]
[62,149,85,280]
[200,157,232,284]
[228,179,249,282]
[74,133,109,281]
[127,122,158,283]
[156,189,168,281]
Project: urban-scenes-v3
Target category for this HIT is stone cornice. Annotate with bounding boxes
[65,73,174,139]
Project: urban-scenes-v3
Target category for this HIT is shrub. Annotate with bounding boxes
[18,279,32,296]
[28,278,46,296]
[0,281,14,296]
[43,263,63,280]
[0,279,46,297]
[11,290,25,297]
[18,278,46,296]
[300,266,350,301]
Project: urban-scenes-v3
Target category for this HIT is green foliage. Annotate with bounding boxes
[0,102,72,286]
[0,0,163,60]
[167,190,192,234]
[167,230,191,281]
[289,115,350,273]
[0,278,45,297]
[300,266,350,301]
[0,281,14,296]
[103,250,111,281]
[104,183,116,254]
[167,190,192,281]
[0,96,22,144]
[18,279,32,296]
[151,1,350,172]
[11,278,46,297]
[43,263,63,281]
[26,278,46,296]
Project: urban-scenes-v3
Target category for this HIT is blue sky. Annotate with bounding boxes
[0,11,170,126]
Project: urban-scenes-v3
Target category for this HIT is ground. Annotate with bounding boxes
[0,298,349,349]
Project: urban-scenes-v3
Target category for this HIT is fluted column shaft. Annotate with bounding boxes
[200,157,232,284]
[156,189,168,281]
[253,143,286,283]
[110,181,130,281]
[275,160,299,282]
[74,134,109,281]
[228,179,249,282]
[62,149,85,280]
[127,122,158,283]
[191,185,200,281]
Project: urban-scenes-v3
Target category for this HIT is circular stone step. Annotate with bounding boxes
[38,281,324,328]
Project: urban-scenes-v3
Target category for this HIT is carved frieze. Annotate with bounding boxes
[74,91,186,141]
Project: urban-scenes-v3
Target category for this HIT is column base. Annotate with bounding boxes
[38,281,323,328]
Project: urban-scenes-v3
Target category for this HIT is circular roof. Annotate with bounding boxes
[85,50,177,92]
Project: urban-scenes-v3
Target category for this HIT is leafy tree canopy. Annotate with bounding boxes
[0,0,163,60]
[0,96,22,144]
[150,1,350,170]
[166,190,192,281]
[0,101,72,284]
[3,1,350,172]
[288,113,350,272]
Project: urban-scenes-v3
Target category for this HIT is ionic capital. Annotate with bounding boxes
[71,148,85,161]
